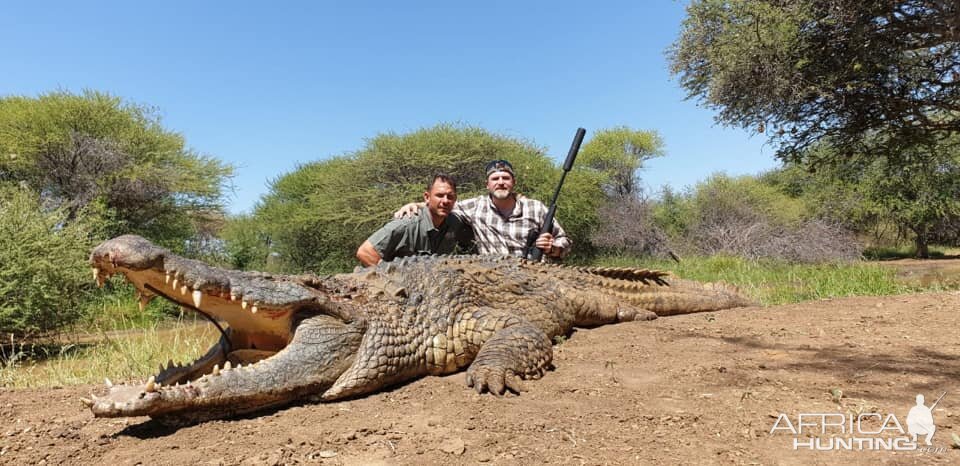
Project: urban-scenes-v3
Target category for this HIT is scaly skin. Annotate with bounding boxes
[85,235,755,422]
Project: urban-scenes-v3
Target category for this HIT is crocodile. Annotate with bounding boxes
[84,235,754,423]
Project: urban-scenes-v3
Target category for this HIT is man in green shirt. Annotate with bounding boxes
[356,174,474,266]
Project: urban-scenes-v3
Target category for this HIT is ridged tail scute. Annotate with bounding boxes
[572,266,671,285]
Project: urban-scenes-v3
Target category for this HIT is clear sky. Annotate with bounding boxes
[2,1,781,215]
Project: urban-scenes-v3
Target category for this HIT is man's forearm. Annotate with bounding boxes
[356,240,383,266]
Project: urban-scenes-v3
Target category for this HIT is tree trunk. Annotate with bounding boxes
[914,231,930,259]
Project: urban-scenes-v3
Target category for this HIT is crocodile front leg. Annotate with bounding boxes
[85,313,364,422]
[463,310,553,395]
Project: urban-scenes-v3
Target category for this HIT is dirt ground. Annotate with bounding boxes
[1,275,959,464]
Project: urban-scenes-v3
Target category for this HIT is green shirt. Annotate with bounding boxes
[367,206,474,261]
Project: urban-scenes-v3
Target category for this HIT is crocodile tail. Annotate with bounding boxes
[619,278,756,315]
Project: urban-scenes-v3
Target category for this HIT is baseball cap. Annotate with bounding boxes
[485,159,515,178]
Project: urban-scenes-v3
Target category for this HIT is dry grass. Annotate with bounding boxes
[1,318,219,388]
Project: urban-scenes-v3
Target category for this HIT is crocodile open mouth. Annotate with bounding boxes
[82,235,361,420]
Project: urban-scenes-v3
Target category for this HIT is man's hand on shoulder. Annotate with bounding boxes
[393,202,424,219]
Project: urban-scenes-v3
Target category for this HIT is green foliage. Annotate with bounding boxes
[0,187,97,336]
[761,140,960,257]
[220,213,273,270]
[652,172,807,239]
[651,186,693,240]
[246,124,605,272]
[592,254,931,306]
[0,90,233,250]
[653,174,807,242]
[577,126,664,198]
[862,245,950,261]
[648,173,862,262]
[689,173,806,227]
[669,0,960,166]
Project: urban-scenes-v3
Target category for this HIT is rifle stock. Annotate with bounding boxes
[525,127,586,261]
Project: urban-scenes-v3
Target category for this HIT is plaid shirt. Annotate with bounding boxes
[453,194,572,258]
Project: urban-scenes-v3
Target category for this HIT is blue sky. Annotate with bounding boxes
[2,1,780,214]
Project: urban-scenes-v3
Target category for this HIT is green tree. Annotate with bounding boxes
[0,186,100,336]
[246,124,605,273]
[763,141,960,258]
[220,213,273,270]
[669,0,960,166]
[0,90,233,249]
[577,126,664,199]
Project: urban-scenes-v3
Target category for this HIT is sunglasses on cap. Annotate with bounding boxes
[485,159,515,177]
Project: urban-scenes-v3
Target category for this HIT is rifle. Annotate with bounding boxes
[930,391,947,410]
[524,127,586,261]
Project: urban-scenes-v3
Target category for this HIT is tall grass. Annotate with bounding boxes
[592,254,947,305]
[1,313,217,389]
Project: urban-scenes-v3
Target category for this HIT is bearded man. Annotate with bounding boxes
[394,160,571,260]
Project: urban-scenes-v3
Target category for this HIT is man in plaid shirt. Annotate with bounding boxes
[395,159,572,260]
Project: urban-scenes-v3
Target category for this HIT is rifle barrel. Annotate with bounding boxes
[525,127,586,261]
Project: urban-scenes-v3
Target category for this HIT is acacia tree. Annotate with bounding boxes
[669,0,960,166]
[0,90,233,249]
[577,127,670,256]
[577,126,664,199]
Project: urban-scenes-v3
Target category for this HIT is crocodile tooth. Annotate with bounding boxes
[250,305,258,314]
[241,300,248,310]
[92,267,100,281]
[224,361,232,371]
[80,397,93,407]
[104,378,113,388]
[165,272,171,284]
[212,364,220,376]
[172,278,179,290]
[192,289,203,307]
[180,285,188,295]
[138,293,153,312]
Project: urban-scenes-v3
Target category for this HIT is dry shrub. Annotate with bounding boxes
[673,174,863,262]
[591,197,674,258]
[690,213,862,262]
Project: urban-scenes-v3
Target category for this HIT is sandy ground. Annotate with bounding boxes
[1,282,959,464]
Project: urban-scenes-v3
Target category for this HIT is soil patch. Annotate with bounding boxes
[2,292,959,464]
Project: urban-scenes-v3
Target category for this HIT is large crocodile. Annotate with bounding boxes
[84,235,754,423]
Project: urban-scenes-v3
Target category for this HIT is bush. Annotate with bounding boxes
[0,187,98,337]
[590,196,673,258]
[652,174,862,262]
